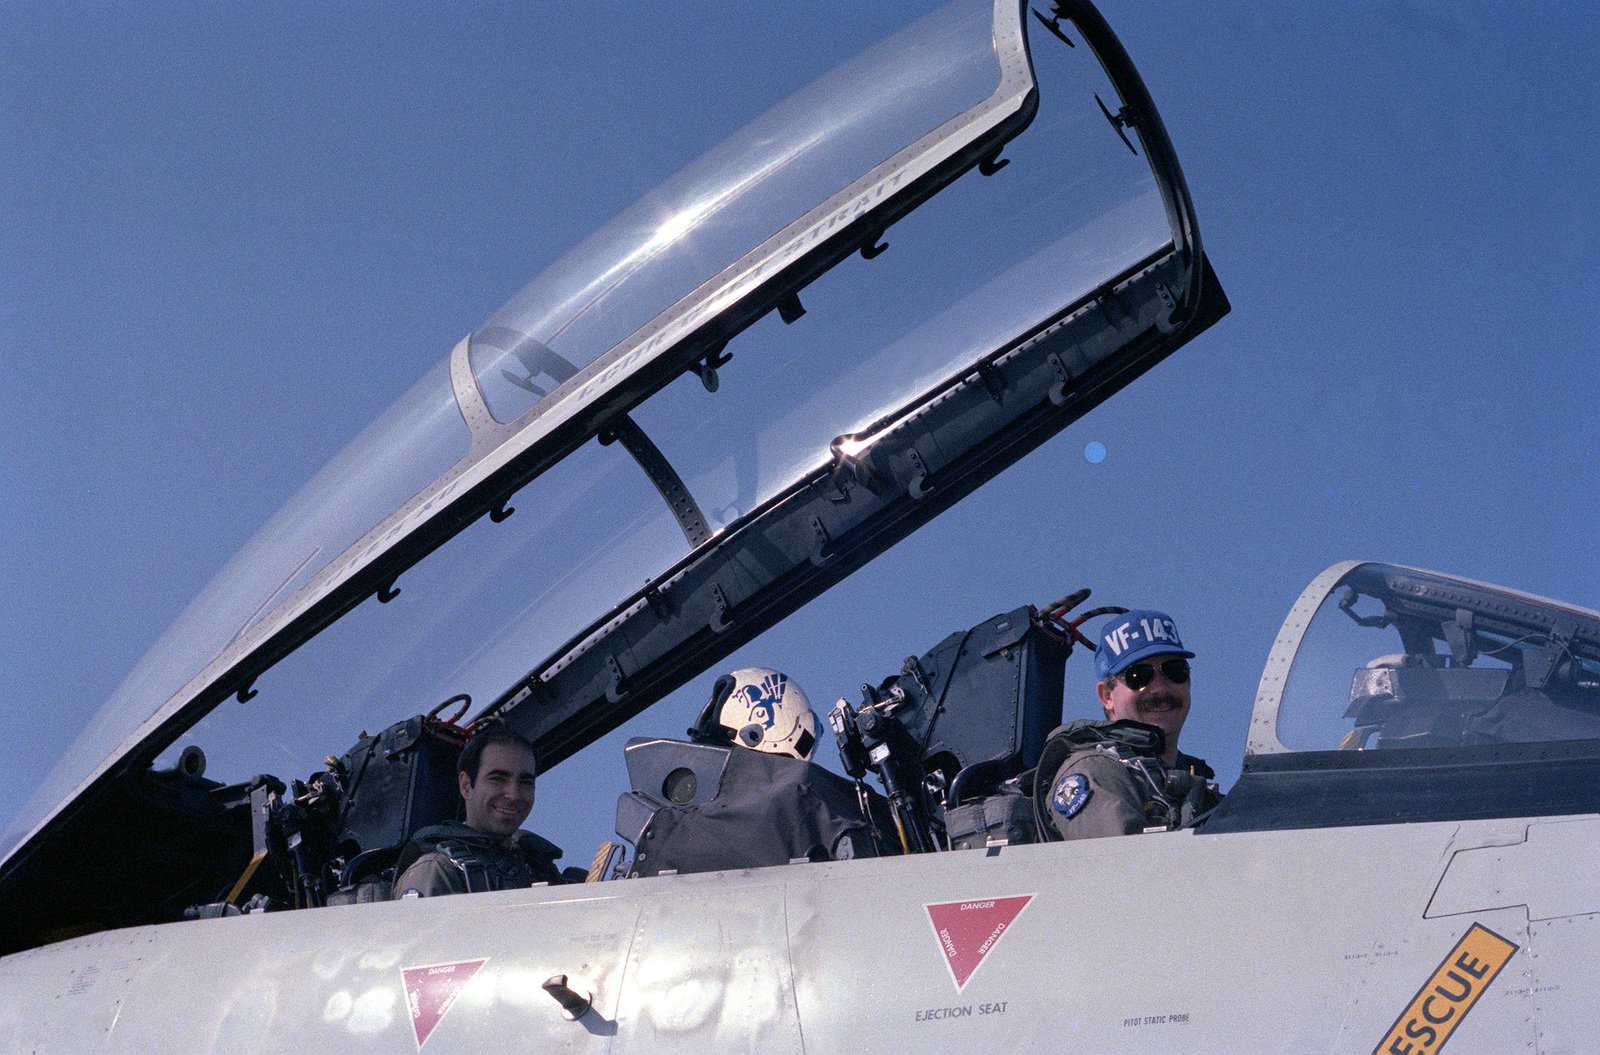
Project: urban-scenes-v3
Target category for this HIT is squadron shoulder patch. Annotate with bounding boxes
[1051,772,1092,818]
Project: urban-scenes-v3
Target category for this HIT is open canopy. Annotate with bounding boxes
[1,0,1226,934]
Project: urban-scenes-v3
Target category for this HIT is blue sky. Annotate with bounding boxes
[4,3,1597,865]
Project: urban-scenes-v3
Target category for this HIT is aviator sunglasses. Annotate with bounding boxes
[1115,657,1191,691]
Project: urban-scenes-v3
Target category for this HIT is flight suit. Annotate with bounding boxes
[1034,719,1220,841]
[392,822,568,897]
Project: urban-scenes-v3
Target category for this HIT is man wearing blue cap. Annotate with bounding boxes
[1033,610,1221,841]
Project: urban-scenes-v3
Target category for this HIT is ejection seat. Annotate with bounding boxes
[1345,650,1600,748]
[615,738,890,877]
[871,605,1070,850]
[1343,653,1512,750]
[324,710,468,904]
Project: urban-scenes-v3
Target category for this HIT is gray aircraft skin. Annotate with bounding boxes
[3,2,1597,1053]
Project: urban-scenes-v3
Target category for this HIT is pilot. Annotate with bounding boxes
[700,666,821,760]
[392,726,573,897]
[626,667,888,875]
[1035,610,1221,840]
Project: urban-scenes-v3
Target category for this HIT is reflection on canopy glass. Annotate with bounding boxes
[469,1,1001,426]
[1274,563,1600,753]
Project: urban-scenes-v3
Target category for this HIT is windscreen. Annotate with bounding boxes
[1268,563,1600,753]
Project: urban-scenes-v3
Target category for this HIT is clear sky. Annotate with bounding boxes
[4,3,1597,866]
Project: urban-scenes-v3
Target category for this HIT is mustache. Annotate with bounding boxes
[1135,693,1185,713]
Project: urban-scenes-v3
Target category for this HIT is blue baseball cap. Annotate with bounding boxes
[1094,610,1195,680]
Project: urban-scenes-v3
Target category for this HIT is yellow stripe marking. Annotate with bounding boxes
[226,849,268,904]
[1374,923,1518,1054]
[586,840,622,883]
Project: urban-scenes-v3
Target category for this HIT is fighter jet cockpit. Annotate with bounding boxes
[9,0,1598,1048]
[0,0,1230,956]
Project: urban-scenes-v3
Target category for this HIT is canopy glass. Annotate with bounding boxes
[4,0,1178,865]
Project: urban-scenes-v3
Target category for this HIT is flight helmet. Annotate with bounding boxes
[693,667,819,761]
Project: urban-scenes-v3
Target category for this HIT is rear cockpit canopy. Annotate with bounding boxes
[1261,561,1600,754]
[1204,562,1600,834]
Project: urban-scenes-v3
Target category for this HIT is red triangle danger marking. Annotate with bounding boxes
[402,958,487,1050]
[925,895,1033,991]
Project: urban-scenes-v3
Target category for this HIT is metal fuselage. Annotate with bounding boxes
[5,813,1592,1053]
[6,3,1594,1053]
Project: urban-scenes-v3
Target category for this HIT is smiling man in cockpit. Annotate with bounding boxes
[392,726,572,897]
[1035,610,1222,840]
